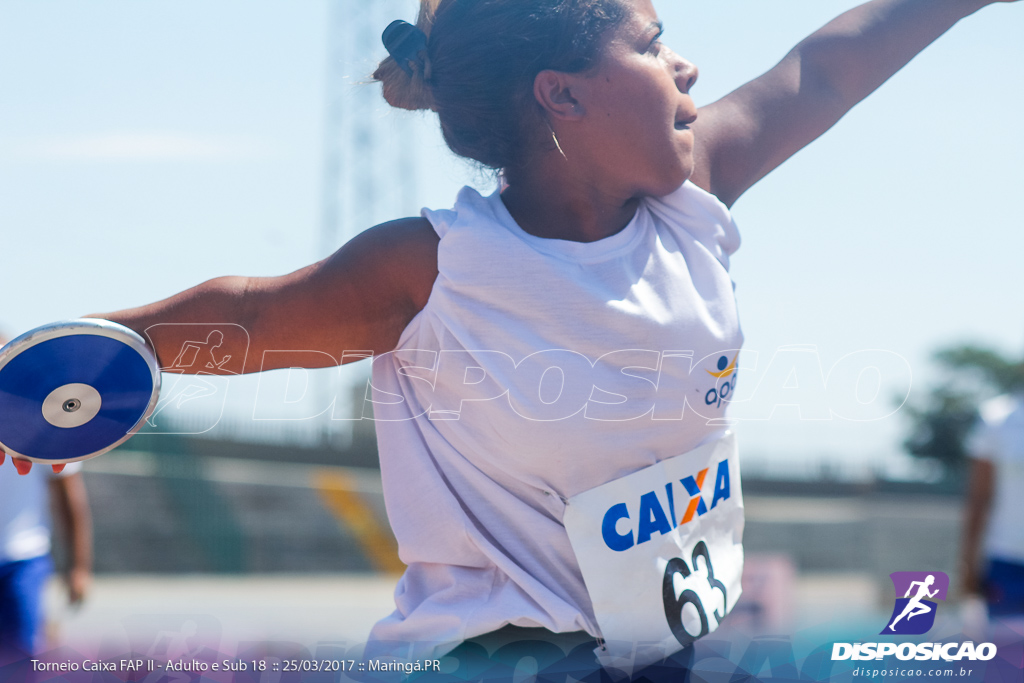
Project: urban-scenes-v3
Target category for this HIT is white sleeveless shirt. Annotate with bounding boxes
[366,181,743,656]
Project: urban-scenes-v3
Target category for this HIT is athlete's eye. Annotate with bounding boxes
[647,31,665,56]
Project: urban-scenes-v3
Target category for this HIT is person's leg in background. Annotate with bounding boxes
[0,556,54,656]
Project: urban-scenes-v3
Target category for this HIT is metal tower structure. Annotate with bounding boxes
[318,0,421,447]
[320,0,420,257]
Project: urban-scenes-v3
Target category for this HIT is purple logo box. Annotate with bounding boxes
[881,571,949,635]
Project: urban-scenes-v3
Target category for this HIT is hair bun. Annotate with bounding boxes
[373,2,442,112]
[382,21,428,76]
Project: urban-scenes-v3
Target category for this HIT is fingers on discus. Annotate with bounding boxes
[13,458,33,475]
[52,463,66,474]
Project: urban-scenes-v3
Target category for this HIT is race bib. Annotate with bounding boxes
[563,433,744,671]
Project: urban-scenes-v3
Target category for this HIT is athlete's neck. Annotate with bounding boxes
[500,170,640,243]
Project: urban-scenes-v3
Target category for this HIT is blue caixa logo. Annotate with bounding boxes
[881,571,949,635]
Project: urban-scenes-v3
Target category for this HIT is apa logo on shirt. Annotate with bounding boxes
[703,354,738,409]
[601,458,731,552]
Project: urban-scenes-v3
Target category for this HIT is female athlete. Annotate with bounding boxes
[3,0,1019,675]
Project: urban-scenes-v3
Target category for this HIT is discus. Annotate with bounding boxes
[0,319,161,464]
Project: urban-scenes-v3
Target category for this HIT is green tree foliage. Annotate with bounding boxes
[932,346,1024,394]
[903,345,1024,472]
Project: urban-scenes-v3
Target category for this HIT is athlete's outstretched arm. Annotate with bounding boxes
[690,0,1018,207]
[1,218,439,473]
[94,217,439,375]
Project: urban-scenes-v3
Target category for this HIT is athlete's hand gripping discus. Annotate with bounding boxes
[0,319,161,465]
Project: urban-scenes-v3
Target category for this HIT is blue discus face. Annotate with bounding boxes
[0,334,155,461]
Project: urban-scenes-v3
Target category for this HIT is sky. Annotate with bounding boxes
[1,0,1021,475]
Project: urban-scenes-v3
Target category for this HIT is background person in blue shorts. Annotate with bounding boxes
[963,393,1024,618]
[0,336,94,656]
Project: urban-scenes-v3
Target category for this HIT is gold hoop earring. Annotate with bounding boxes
[546,121,568,162]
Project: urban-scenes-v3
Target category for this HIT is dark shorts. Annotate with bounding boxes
[406,625,695,682]
[985,558,1024,617]
[0,555,53,655]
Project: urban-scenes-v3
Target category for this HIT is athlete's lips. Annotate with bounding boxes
[675,111,698,131]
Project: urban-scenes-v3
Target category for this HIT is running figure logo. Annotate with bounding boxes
[168,330,232,372]
[882,571,949,635]
[142,325,249,430]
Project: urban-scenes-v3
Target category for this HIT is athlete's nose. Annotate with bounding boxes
[666,48,699,93]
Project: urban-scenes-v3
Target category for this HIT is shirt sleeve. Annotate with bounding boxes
[965,418,997,462]
[647,181,741,271]
[966,395,1017,463]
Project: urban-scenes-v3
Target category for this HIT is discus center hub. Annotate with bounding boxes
[42,383,102,429]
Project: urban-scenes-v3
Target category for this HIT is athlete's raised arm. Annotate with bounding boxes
[95,217,438,375]
[689,0,1017,207]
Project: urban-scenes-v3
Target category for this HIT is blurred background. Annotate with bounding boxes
[1,0,1022,659]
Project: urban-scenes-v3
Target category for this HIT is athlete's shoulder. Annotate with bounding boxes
[343,217,439,313]
[357,216,438,251]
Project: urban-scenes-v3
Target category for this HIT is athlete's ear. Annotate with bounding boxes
[534,70,584,121]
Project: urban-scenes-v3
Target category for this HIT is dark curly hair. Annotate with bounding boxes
[374,0,626,173]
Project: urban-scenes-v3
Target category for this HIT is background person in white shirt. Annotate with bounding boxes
[0,332,93,657]
[963,394,1024,617]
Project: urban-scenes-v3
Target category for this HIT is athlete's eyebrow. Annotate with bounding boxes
[640,21,664,48]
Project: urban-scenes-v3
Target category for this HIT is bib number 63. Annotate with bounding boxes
[662,540,727,647]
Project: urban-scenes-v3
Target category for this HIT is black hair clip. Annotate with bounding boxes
[382,20,428,77]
